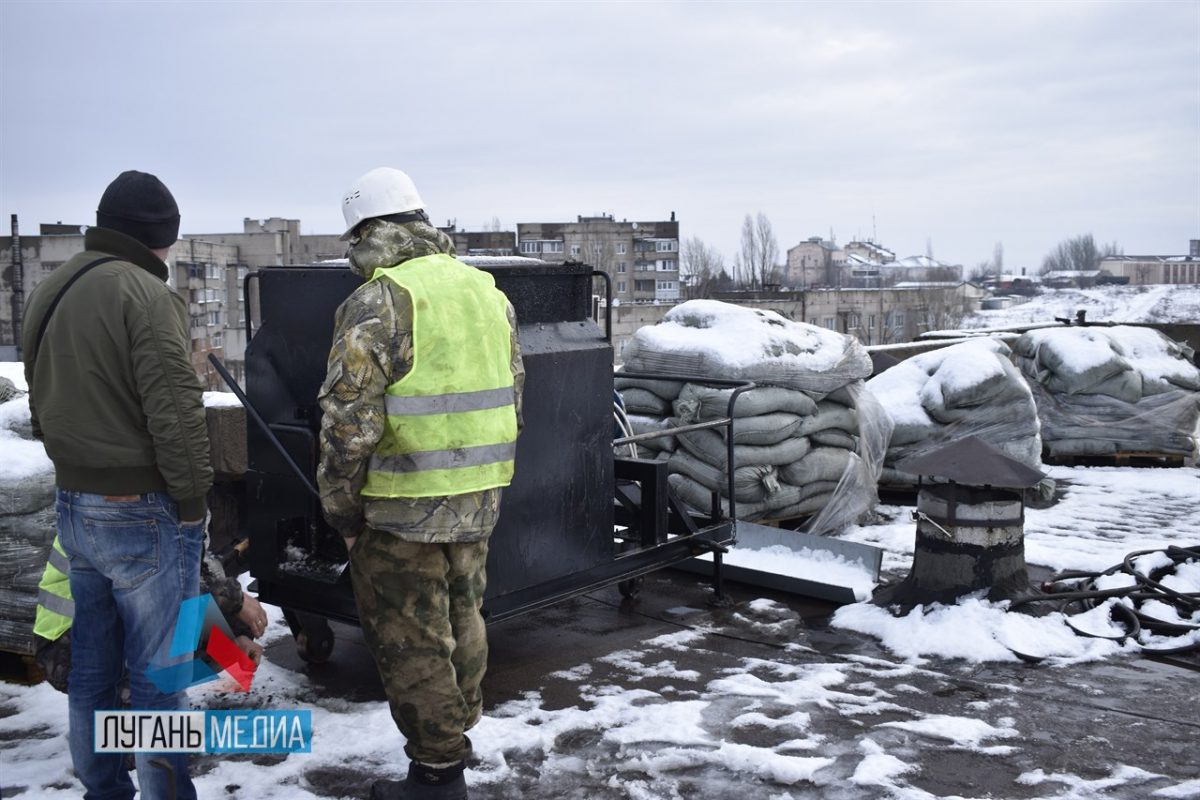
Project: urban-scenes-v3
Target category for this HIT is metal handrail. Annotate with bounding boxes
[614,372,755,522]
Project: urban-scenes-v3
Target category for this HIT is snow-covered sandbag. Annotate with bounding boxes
[626,415,679,452]
[1015,328,1132,394]
[799,402,859,436]
[673,384,817,422]
[0,377,22,404]
[809,429,857,450]
[0,508,55,590]
[677,428,812,467]
[623,300,872,396]
[667,450,781,503]
[614,375,685,402]
[620,388,671,417]
[0,396,34,440]
[668,474,837,522]
[718,413,804,446]
[780,447,855,486]
[0,434,55,517]
[866,338,1043,484]
[1015,327,1200,463]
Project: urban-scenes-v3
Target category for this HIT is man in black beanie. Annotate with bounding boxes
[22,170,212,800]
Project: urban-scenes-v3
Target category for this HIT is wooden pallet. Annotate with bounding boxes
[1044,451,1188,469]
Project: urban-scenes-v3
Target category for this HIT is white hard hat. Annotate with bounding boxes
[340,167,426,239]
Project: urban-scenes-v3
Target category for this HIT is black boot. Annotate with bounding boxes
[369,762,468,800]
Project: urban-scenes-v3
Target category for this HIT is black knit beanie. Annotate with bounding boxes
[96,170,181,249]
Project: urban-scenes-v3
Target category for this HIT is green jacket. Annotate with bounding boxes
[22,228,212,520]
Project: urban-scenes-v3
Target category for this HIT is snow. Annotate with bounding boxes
[0,396,52,481]
[203,391,243,408]
[1,372,1197,798]
[832,464,1200,663]
[863,361,933,428]
[639,300,852,372]
[962,285,1200,327]
[875,713,1019,755]
[0,432,53,482]
[0,360,27,390]
[831,598,1127,665]
[695,545,878,601]
[1021,326,1124,374]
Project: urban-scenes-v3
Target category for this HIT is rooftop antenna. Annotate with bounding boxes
[872,213,877,243]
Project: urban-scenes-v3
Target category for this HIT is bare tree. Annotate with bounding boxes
[969,260,993,283]
[754,213,780,287]
[737,214,756,289]
[1041,234,1122,274]
[680,236,724,299]
[914,283,969,335]
[736,212,779,289]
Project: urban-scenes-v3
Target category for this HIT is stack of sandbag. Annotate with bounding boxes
[618,300,891,532]
[865,338,1042,486]
[1012,326,1200,463]
[0,376,57,655]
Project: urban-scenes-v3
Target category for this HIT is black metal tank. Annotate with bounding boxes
[242,259,614,629]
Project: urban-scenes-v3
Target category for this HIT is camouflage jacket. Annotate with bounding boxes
[317,219,524,544]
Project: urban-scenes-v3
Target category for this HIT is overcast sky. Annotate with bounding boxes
[1,1,1196,271]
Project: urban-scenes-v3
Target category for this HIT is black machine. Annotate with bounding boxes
[227,260,742,662]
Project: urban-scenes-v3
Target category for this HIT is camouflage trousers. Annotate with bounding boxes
[349,527,490,765]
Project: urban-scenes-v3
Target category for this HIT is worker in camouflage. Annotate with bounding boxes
[319,168,523,800]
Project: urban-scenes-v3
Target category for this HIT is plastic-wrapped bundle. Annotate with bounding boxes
[866,338,1043,486]
[622,300,873,395]
[0,391,56,655]
[618,379,890,530]
[1014,327,1200,463]
[615,303,888,531]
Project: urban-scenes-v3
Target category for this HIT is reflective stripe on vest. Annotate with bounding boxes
[363,253,518,499]
[33,536,74,641]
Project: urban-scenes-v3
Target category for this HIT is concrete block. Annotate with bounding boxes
[207,405,247,478]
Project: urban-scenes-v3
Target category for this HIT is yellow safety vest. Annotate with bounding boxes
[362,253,518,499]
[33,536,73,641]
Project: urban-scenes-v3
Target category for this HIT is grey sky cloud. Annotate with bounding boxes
[1,0,1196,271]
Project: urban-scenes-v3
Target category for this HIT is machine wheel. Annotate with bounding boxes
[283,609,335,664]
[295,624,335,664]
[618,576,644,599]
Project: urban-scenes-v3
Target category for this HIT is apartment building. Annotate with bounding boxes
[784,236,961,289]
[1,222,249,387]
[785,237,844,289]
[170,238,246,387]
[436,224,516,257]
[185,217,345,267]
[517,214,680,304]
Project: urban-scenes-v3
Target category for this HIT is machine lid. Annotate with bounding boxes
[895,435,1045,488]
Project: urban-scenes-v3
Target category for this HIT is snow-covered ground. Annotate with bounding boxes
[2,464,1197,799]
[961,285,1200,329]
[2,351,1198,798]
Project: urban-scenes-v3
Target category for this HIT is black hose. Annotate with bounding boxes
[1010,544,1200,657]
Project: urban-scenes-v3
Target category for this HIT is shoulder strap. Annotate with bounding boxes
[30,256,122,367]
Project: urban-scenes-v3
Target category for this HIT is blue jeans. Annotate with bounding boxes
[57,489,205,800]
